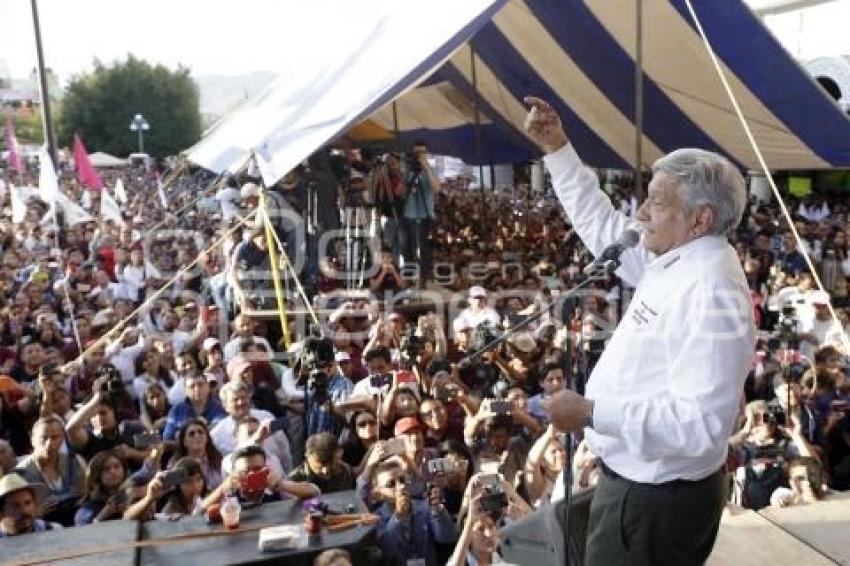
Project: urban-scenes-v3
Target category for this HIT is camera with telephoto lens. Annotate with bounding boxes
[300,337,335,404]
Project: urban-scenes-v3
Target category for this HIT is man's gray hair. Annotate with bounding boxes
[219,379,250,402]
[652,149,746,237]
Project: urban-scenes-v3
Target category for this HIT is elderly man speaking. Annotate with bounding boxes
[526,97,754,566]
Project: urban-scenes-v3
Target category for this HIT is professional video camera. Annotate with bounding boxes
[464,322,507,397]
[92,364,124,395]
[398,326,423,368]
[764,401,787,428]
[299,337,335,404]
[772,300,801,350]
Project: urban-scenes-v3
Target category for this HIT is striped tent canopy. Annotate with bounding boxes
[365,0,850,170]
[187,0,850,187]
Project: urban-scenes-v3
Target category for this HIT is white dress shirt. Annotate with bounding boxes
[210,409,293,473]
[545,144,755,484]
[453,306,501,331]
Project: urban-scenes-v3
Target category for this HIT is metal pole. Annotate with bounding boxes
[471,47,485,204]
[634,0,645,203]
[392,100,400,146]
[138,130,144,154]
[30,0,57,168]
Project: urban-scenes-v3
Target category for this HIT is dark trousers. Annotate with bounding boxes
[586,464,726,566]
[402,217,433,279]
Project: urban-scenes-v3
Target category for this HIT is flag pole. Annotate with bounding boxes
[30,0,58,168]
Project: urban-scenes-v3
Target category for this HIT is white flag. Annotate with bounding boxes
[114,177,128,204]
[81,189,92,210]
[57,191,93,225]
[100,188,125,226]
[10,184,39,223]
[38,148,60,207]
[157,177,168,209]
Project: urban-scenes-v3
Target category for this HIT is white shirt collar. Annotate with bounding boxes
[646,235,728,272]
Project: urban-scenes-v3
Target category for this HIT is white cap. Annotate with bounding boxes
[469,285,487,298]
[240,183,261,199]
[335,351,351,362]
[202,337,220,351]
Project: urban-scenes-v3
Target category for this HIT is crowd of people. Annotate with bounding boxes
[0,138,848,565]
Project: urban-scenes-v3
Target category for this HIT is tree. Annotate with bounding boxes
[57,55,201,158]
[12,110,44,145]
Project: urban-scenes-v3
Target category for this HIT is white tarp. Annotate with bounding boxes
[186,0,503,186]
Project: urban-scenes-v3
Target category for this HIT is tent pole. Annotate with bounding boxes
[490,161,495,191]
[471,47,485,205]
[635,0,645,203]
[392,100,400,149]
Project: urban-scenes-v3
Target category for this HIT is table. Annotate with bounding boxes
[708,507,835,566]
[0,520,138,566]
[139,491,375,566]
[759,491,850,565]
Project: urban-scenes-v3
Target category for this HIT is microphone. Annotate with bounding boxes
[583,229,641,275]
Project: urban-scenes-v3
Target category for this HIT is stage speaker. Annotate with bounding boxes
[500,488,594,566]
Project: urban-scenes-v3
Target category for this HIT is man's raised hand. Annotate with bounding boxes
[523,96,568,154]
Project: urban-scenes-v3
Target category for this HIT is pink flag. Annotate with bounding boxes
[73,134,104,190]
[3,114,23,172]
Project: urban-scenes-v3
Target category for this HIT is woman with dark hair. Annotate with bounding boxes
[341,409,380,473]
[160,457,207,516]
[437,438,474,517]
[199,338,226,386]
[132,348,173,401]
[74,450,128,525]
[168,418,223,490]
[139,382,170,434]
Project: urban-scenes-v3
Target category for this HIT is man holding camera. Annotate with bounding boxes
[402,141,441,284]
[526,96,755,565]
[369,459,457,566]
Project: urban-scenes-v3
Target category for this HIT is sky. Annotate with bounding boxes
[1,0,850,86]
[0,0,388,84]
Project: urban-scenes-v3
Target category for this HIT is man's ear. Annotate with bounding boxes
[691,205,716,238]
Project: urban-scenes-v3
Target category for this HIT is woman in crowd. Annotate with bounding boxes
[341,409,380,473]
[436,438,474,517]
[160,457,207,516]
[199,338,226,386]
[419,397,463,449]
[132,348,173,401]
[168,418,223,491]
[379,378,421,428]
[524,424,568,507]
[139,382,170,435]
[74,449,128,525]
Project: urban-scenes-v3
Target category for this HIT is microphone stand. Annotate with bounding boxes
[459,262,617,566]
